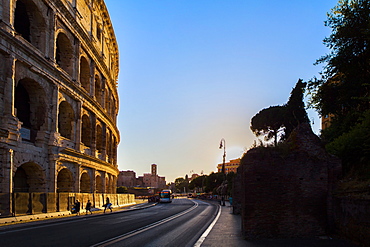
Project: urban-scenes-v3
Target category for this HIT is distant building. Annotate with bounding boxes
[118,164,166,189]
[190,174,200,180]
[321,114,334,130]
[217,158,241,174]
[117,171,137,187]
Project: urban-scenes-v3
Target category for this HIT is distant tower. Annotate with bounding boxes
[151,164,157,176]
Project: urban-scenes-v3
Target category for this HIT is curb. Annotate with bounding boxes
[0,202,157,226]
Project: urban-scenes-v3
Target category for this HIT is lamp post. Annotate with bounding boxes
[219,138,226,206]
[219,138,226,175]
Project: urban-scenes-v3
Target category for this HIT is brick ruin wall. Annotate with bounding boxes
[332,197,370,246]
[234,124,342,239]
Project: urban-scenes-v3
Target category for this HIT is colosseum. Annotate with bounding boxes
[0,0,130,216]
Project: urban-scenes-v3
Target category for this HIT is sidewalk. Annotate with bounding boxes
[0,201,154,226]
[200,202,359,247]
[200,202,246,246]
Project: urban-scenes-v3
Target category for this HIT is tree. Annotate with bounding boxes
[174,176,189,193]
[250,105,286,146]
[189,175,207,192]
[307,0,370,176]
[251,80,309,146]
[284,79,309,138]
[204,172,224,193]
[116,186,128,194]
[308,0,370,140]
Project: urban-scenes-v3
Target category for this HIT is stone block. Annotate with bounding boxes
[0,193,11,216]
[14,193,30,215]
[31,193,46,214]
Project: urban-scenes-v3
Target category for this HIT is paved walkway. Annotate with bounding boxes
[0,201,153,226]
[201,202,360,247]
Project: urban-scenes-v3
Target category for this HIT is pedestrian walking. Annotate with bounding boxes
[74,199,81,215]
[85,200,92,215]
[104,197,112,213]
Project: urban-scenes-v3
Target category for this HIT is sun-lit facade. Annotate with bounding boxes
[217,158,241,174]
[0,0,120,215]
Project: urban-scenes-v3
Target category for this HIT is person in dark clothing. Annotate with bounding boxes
[85,200,92,215]
[74,200,81,215]
[104,197,112,213]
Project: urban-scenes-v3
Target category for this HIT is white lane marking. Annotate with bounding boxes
[91,200,199,247]
[193,204,221,247]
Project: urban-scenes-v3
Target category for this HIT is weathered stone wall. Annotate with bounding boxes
[235,124,341,239]
[332,197,370,246]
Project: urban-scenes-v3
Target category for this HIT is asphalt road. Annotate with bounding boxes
[0,198,218,247]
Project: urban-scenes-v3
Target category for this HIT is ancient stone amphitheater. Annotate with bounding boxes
[0,0,126,216]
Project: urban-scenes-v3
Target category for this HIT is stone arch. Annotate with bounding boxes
[14,0,46,53]
[79,56,90,93]
[96,124,103,153]
[58,101,75,139]
[81,114,92,147]
[57,168,73,192]
[14,162,46,192]
[15,78,47,142]
[95,174,103,193]
[56,32,73,76]
[94,74,103,105]
[80,172,91,193]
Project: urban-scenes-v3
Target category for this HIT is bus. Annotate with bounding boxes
[159,189,172,203]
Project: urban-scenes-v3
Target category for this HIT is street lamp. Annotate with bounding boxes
[219,138,226,175]
[219,138,226,206]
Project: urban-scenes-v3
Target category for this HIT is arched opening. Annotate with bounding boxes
[58,101,75,139]
[14,0,46,53]
[105,88,111,114]
[94,75,102,105]
[96,175,103,193]
[15,78,46,142]
[14,162,46,192]
[105,177,109,193]
[57,168,73,192]
[96,124,103,153]
[81,114,92,147]
[56,32,73,76]
[13,167,28,192]
[80,172,90,193]
[113,136,117,164]
[80,56,90,93]
[109,177,114,194]
[106,130,112,163]
[111,177,116,193]
[14,0,30,41]
[14,82,31,128]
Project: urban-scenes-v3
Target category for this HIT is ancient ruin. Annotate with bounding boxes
[234,123,342,239]
[0,0,121,216]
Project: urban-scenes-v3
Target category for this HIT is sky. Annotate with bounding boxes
[105,0,339,183]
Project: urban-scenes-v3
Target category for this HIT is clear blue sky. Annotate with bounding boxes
[105,0,338,183]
